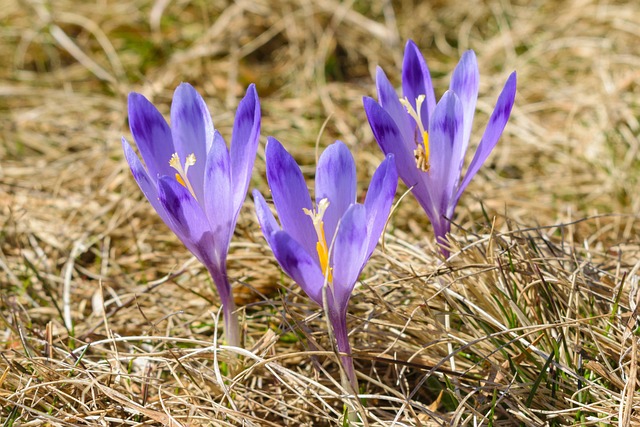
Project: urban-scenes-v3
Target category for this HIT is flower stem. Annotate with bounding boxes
[222,294,240,348]
[434,220,451,258]
[330,308,358,392]
[329,307,359,424]
[209,265,241,348]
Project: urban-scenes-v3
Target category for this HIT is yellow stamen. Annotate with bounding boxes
[303,198,333,281]
[414,131,430,172]
[169,152,197,199]
[422,131,429,159]
[399,95,430,172]
[175,173,187,187]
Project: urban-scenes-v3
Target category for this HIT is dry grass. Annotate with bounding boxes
[2,0,640,425]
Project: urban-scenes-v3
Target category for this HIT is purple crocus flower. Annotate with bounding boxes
[253,138,397,388]
[364,40,516,256]
[121,83,260,347]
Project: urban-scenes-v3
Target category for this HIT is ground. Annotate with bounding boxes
[1,0,640,425]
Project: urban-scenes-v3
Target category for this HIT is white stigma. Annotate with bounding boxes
[169,152,197,199]
[399,95,427,136]
[303,198,332,281]
[399,95,430,172]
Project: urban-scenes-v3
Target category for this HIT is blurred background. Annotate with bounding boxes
[2,0,639,261]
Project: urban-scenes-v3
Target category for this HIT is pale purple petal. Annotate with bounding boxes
[127,93,175,180]
[203,131,233,258]
[376,67,414,145]
[265,137,317,260]
[230,84,260,216]
[364,97,420,187]
[402,39,436,128]
[456,72,517,203]
[170,83,214,202]
[270,231,325,306]
[315,141,356,240]
[122,138,172,225]
[449,50,479,157]
[157,175,213,265]
[363,154,397,258]
[252,189,281,249]
[331,204,367,306]
[364,97,437,220]
[428,91,464,219]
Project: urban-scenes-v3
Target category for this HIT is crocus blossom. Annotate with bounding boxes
[364,40,516,256]
[122,83,260,347]
[253,138,397,388]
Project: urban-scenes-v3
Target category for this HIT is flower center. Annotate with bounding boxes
[303,198,333,282]
[399,95,430,172]
[169,152,197,199]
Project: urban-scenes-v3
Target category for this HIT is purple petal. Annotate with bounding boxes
[363,154,398,258]
[402,40,436,128]
[315,141,356,240]
[428,91,464,220]
[270,231,325,306]
[364,97,418,183]
[122,138,173,225]
[449,50,479,157]
[252,189,281,249]
[127,92,175,180]
[203,131,233,257]
[456,72,517,203]
[376,67,414,145]
[170,83,214,202]
[331,204,367,306]
[230,84,261,215]
[157,175,214,265]
[265,137,317,261]
[364,97,437,220]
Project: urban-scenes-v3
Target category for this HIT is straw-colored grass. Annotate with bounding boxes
[2,0,640,425]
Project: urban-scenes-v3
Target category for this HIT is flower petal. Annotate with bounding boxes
[315,141,356,240]
[230,84,261,215]
[402,39,436,128]
[363,154,398,258]
[363,97,417,183]
[127,92,175,180]
[449,50,479,157]
[122,138,171,224]
[170,83,214,202]
[428,90,464,222]
[265,137,317,260]
[270,231,325,306]
[456,72,516,203]
[364,97,437,220]
[157,175,213,265]
[376,67,414,146]
[203,131,233,259]
[331,204,368,306]
[252,189,281,249]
